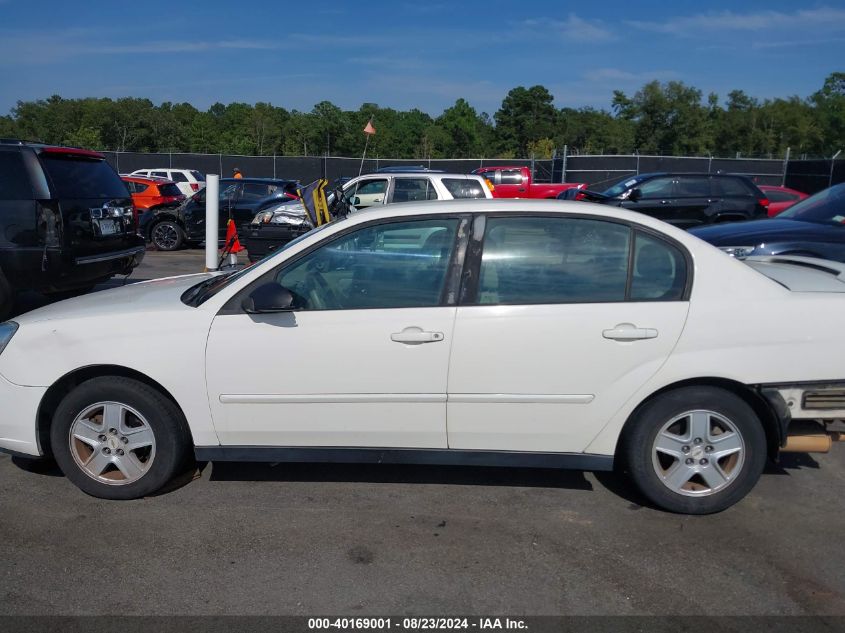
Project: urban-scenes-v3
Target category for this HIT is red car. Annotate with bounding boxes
[472,166,585,199]
[121,175,186,221]
[757,185,808,217]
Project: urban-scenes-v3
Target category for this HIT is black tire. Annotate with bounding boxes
[150,220,185,251]
[50,376,191,500]
[621,386,767,514]
[0,267,13,320]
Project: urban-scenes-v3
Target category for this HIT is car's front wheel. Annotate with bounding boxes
[50,377,191,499]
[150,220,185,251]
[622,386,767,514]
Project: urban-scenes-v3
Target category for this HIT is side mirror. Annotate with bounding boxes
[242,282,294,314]
[351,196,361,206]
[629,188,642,203]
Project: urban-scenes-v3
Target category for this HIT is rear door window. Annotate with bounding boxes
[152,171,168,178]
[477,216,631,305]
[0,152,33,200]
[41,156,129,199]
[391,178,438,203]
[675,176,711,197]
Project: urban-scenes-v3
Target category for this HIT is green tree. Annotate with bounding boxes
[495,86,556,157]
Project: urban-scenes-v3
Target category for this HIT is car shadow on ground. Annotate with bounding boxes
[203,460,598,492]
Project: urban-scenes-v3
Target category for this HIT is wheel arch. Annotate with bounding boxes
[36,365,193,458]
[616,377,782,461]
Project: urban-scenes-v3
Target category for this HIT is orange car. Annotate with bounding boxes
[121,175,186,221]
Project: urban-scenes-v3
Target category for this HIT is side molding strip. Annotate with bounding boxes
[193,446,614,471]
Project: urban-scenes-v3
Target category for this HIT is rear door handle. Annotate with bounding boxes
[391,327,445,344]
[603,323,658,341]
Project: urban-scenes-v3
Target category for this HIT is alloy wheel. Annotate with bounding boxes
[68,401,156,485]
[651,409,745,497]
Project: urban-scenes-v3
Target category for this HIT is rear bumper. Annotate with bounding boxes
[0,243,144,292]
[0,373,45,457]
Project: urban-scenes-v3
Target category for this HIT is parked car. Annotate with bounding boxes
[140,178,300,251]
[245,172,493,261]
[757,184,808,216]
[472,165,584,199]
[3,199,844,513]
[129,168,205,197]
[0,140,145,318]
[562,173,770,228]
[121,175,185,222]
[691,182,845,260]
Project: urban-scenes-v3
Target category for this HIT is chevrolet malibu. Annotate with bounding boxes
[1,200,843,514]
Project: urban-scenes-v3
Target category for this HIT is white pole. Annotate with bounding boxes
[205,174,219,272]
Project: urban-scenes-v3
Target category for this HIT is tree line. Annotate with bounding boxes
[1,73,842,159]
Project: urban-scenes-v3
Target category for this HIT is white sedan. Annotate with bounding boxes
[1,200,843,513]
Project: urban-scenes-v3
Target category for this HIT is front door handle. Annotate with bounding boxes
[391,327,445,344]
[373,198,383,203]
[603,323,658,341]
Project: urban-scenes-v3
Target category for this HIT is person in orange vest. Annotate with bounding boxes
[233,167,243,179]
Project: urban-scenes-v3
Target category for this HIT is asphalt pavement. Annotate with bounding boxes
[1,249,844,616]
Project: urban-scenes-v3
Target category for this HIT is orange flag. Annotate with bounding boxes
[224,218,244,253]
[363,120,376,135]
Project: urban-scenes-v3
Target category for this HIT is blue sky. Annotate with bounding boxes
[0,0,843,117]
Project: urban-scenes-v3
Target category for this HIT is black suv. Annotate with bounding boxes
[0,140,144,318]
[140,178,300,251]
[561,173,770,228]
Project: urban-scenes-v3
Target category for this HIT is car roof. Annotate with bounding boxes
[121,175,175,184]
[217,177,299,185]
[473,165,527,171]
[344,198,689,236]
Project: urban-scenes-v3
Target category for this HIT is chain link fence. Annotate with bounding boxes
[101,151,843,194]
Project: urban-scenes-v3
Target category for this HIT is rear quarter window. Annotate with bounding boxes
[41,156,129,199]
[442,178,487,199]
[191,171,205,181]
[158,183,183,197]
[170,172,188,182]
[714,177,755,197]
[0,152,33,200]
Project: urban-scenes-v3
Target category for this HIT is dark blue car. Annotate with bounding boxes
[691,183,845,260]
[140,178,300,251]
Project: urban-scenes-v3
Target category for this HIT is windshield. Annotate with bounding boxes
[184,223,336,306]
[778,183,845,225]
[601,176,647,198]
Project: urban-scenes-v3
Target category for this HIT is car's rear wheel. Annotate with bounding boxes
[151,220,185,251]
[50,377,191,499]
[622,386,767,514]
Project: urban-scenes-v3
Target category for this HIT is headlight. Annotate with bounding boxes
[270,214,306,227]
[0,321,18,355]
[252,210,274,225]
[719,246,757,258]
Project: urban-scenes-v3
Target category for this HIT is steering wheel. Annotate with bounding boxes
[304,270,341,310]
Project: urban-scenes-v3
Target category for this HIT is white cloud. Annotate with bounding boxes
[524,14,614,42]
[628,7,845,36]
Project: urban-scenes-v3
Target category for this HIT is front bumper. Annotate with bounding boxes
[0,373,46,457]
